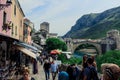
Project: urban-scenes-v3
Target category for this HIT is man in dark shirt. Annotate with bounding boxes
[43,60,51,80]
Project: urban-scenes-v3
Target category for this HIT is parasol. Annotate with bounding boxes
[50,49,61,54]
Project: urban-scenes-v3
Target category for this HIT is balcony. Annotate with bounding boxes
[2,21,12,32]
[0,0,12,10]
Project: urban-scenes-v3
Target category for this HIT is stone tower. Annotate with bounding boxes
[40,22,49,39]
[107,29,120,50]
[40,22,49,33]
[107,29,119,38]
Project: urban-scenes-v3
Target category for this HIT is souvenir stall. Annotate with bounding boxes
[0,34,19,79]
[0,34,39,79]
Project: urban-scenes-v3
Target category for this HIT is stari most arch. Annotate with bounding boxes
[72,41,102,55]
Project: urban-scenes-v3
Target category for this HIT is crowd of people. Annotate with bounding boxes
[42,54,120,80]
[57,55,99,80]
[19,54,120,80]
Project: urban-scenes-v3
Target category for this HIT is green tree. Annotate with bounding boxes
[46,38,67,52]
[96,50,120,72]
[57,54,82,65]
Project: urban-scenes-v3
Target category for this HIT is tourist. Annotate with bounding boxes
[90,55,97,69]
[19,68,35,80]
[82,55,88,69]
[51,60,58,80]
[58,64,69,80]
[74,64,81,80]
[38,55,43,65]
[33,59,38,74]
[66,64,76,80]
[101,63,120,80]
[79,55,88,80]
[83,58,99,80]
[43,60,51,80]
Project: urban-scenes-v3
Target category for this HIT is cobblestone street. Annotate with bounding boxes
[30,62,58,80]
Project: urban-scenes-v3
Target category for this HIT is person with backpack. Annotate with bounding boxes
[83,58,99,80]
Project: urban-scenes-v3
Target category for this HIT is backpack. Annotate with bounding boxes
[89,67,99,80]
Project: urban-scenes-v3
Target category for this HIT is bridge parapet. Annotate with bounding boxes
[63,38,102,54]
[72,39,101,44]
[72,41,102,54]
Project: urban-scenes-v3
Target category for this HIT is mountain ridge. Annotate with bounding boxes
[64,6,120,39]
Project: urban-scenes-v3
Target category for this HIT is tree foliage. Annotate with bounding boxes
[96,50,120,72]
[46,38,67,52]
[57,54,82,65]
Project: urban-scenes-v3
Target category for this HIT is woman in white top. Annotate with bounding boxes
[51,60,58,80]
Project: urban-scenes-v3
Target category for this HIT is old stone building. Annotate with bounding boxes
[101,29,120,53]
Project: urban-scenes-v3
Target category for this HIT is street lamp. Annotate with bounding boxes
[0,0,12,10]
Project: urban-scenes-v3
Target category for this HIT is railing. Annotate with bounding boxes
[0,0,12,10]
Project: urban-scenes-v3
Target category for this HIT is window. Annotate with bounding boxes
[3,11,7,25]
[2,12,7,30]
[11,23,14,35]
[14,5,16,16]
[15,26,17,36]
[21,20,22,27]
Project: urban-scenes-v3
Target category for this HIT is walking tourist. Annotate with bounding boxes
[80,55,88,80]
[101,63,120,80]
[38,55,43,65]
[74,64,81,80]
[83,58,99,80]
[66,64,78,80]
[58,64,69,80]
[90,55,97,69]
[43,60,51,80]
[33,59,38,74]
[51,60,58,80]
[19,68,35,80]
[82,55,88,69]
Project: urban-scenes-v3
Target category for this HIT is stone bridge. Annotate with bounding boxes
[63,30,120,55]
[72,41,102,54]
[63,38,102,54]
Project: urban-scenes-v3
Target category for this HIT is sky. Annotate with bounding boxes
[18,0,120,36]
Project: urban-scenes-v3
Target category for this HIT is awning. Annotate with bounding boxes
[32,42,43,50]
[16,46,37,59]
[0,33,19,42]
[14,41,39,53]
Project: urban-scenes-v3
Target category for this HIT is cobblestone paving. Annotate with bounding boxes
[30,63,58,80]
[11,62,57,80]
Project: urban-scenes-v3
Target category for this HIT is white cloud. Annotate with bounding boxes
[29,0,74,20]
[18,0,45,13]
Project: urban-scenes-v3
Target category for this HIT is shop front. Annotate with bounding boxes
[0,34,19,79]
[0,34,38,79]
